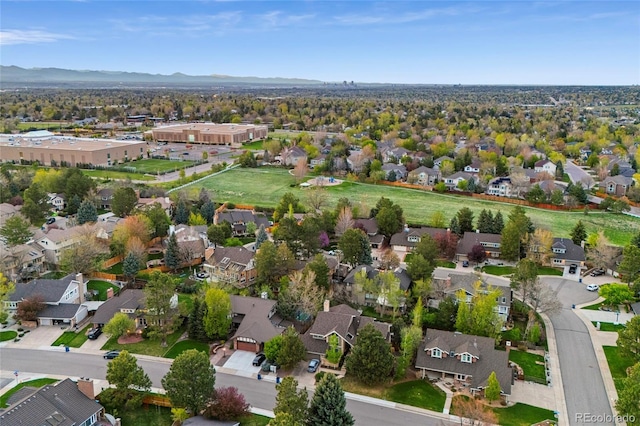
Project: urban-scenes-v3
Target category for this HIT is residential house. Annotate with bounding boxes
[92,289,146,329]
[381,163,407,180]
[172,224,209,261]
[137,196,172,215]
[203,246,257,288]
[0,241,45,281]
[390,227,449,261]
[341,264,411,308]
[444,171,473,190]
[534,159,557,177]
[353,218,385,260]
[550,238,586,269]
[0,378,104,426]
[310,154,327,169]
[47,193,65,211]
[456,232,502,261]
[434,156,454,168]
[463,159,481,174]
[382,147,410,164]
[415,329,512,396]
[408,166,440,186]
[230,295,287,352]
[601,175,633,197]
[33,227,80,265]
[94,214,122,241]
[6,273,88,327]
[97,188,115,209]
[214,209,270,237]
[283,146,308,166]
[433,270,511,321]
[486,177,513,197]
[607,158,635,178]
[301,301,392,358]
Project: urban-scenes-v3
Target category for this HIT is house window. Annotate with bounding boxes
[347,333,354,340]
[501,297,506,303]
[553,259,563,264]
[461,353,472,363]
[456,374,466,381]
[432,348,442,358]
[499,306,508,314]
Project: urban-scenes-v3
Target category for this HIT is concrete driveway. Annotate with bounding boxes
[222,350,262,376]
[542,277,612,425]
[3,325,65,350]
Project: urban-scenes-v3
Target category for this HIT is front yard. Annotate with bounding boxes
[481,265,515,276]
[101,325,186,357]
[51,324,91,348]
[0,330,17,342]
[508,350,547,383]
[603,345,635,393]
[592,322,626,332]
[451,396,555,426]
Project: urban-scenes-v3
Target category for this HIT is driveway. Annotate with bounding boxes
[565,160,595,189]
[221,350,262,376]
[2,325,65,350]
[542,277,613,425]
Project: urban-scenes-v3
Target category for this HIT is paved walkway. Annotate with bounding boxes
[509,381,557,410]
[579,308,634,325]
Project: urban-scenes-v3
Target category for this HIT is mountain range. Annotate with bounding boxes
[0,66,324,86]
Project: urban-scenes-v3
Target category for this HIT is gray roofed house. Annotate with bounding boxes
[415,329,512,395]
[381,163,407,180]
[203,246,257,288]
[97,188,115,209]
[434,156,454,167]
[0,378,103,426]
[33,227,80,265]
[230,295,286,352]
[601,175,633,197]
[353,218,378,236]
[91,289,145,327]
[444,171,473,189]
[0,202,20,221]
[341,264,412,308]
[214,209,270,236]
[301,301,392,357]
[408,166,440,186]
[550,237,586,268]
[390,227,449,261]
[456,232,502,261]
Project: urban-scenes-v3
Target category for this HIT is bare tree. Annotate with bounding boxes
[455,397,498,425]
[60,225,109,275]
[293,158,308,182]
[306,187,328,212]
[509,167,531,198]
[285,270,325,320]
[588,231,618,271]
[335,206,354,237]
[378,249,400,270]
[526,228,553,264]
[525,279,562,337]
[126,236,147,267]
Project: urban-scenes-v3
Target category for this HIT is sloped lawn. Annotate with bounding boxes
[508,350,546,382]
[603,345,635,393]
[51,325,91,348]
[385,380,446,412]
[163,340,210,359]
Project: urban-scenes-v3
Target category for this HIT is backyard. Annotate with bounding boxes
[189,167,640,246]
[87,280,120,301]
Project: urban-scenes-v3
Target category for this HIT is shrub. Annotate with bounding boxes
[315,371,326,383]
[202,386,250,421]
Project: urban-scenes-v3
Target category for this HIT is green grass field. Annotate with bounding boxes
[82,169,156,181]
[508,350,546,381]
[51,325,91,348]
[242,140,265,150]
[0,378,59,408]
[17,122,73,131]
[451,396,555,426]
[189,167,640,246]
[125,159,195,173]
[603,345,635,393]
[101,326,185,357]
[385,380,446,412]
[592,322,626,332]
[481,265,516,276]
[163,339,210,359]
[0,330,17,342]
[87,280,120,301]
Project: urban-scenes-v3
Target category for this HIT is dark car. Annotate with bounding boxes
[45,217,56,225]
[462,260,469,267]
[308,359,320,373]
[590,268,605,277]
[87,327,102,340]
[568,264,578,274]
[104,350,121,359]
[252,353,266,366]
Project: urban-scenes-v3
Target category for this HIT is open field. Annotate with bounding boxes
[124,158,195,173]
[82,169,156,181]
[17,121,73,131]
[190,167,640,246]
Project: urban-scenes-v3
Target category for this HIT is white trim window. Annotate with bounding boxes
[431,348,442,358]
[461,353,473,363]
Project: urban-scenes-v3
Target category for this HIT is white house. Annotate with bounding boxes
[33,227,80,265]
[534,160,557,177]
[47,193,65,211]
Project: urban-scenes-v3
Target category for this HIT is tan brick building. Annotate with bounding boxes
[150,123,268,145]
[0,134,147,167]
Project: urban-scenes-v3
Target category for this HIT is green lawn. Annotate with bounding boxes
[101,326,186,357]
[385,380,447,412]
[118,405,173,426]
[494,403,556,426]
[178,293,196,312]
[603,345,635,393]
[163,339,210,359]
[103,262,124,274]
[87,280,120,301]
[148,252,164,260]
[17,121,73,131]
[40,271,68,279]
[592,322,626,332]
[241,415,272,426]
[508,350,546,382]
[125,159,195,173]
[51,325,91,348]
[242,140,265,150]
[582,301,606,311]
[537,267,563,276]
[482,265,516,276]
[188,167,640,246]
[82,169,156,181]
[436,260,456,268]
[0,378,59,407]
[0,330,17,341]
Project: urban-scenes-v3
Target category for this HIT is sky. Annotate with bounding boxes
[1,1,639,85]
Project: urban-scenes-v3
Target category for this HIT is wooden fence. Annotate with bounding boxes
[90,271,117,281]
[142,394,172,408]
[101,256,123,269]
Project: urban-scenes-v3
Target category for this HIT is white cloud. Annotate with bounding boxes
[333,6,464,26]
[0,29,74,45]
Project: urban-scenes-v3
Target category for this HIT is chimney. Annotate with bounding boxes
[77,377,95,400]
[106,287,114,299]
[323,300,330,312]
[76,273,85,304]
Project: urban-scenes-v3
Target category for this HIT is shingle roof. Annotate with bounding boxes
[38,303,84,320]
[34,227,79,244]
[230,295,284,344]
[457,232,501,256]
[353,218,378,235]
[551,238,585,262]
[0,379,102,426]
[10,274,77,303]
[390,227,448,248]
[207,246,255,271]
[415,329,512,394]
[91,289,144,325]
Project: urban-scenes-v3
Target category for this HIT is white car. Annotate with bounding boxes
[586,284,599,292]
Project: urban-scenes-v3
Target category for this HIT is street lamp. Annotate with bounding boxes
[614,311,620,325]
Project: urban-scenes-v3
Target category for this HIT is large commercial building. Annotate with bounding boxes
[150,123,268,145]
[0,132,147,167]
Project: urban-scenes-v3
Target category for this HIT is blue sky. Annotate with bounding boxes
[1,1,638,85]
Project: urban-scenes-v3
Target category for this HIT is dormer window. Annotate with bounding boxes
[431,348,442,358]
[461,353,472,363]
[408,235,419,243]
[347,333,354,340]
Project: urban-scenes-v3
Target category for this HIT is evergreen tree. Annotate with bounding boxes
[491,211,505,234]
[456,207,474,234]
[274,377,308,424]
[570,220,587,246]
[123,251,140,283]
[200,200,216,224]
[174,200,190,225]
[449,216,461,237]
[307,374,354,426]
[345,324,394,385]
[255,224,268,249]
[188,298,208,342]
[338,228,372,267]
[631,231,640,249]
[77,199,98,224]
[162,349,216,415]
[485,371,501,402]
[467,177,477,193]
[112,187,138,217]
[67,194,82,215]
[165,232,181,271]
[476,209,494,233]
[277,326,306,369]
[555,161,564,180]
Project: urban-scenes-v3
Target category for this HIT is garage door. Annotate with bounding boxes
[236,341,255,352]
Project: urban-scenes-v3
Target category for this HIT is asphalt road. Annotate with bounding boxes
[564,160,595,189]
[0,348,455,426]
[543,277,613,425]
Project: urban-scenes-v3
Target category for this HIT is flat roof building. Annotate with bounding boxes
[150,123,268,145]
[0,134,147,167]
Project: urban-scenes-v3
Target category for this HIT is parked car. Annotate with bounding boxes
[252,353,266,366]
[87,327,102,340]
[308,358,320,373]
[569,264,578,274]
[104,350,121,359]
[196,272,209,279]
[590,268,605,277]
[462,260,469,267]
[45,217,56,225]
[586,284,600,292]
